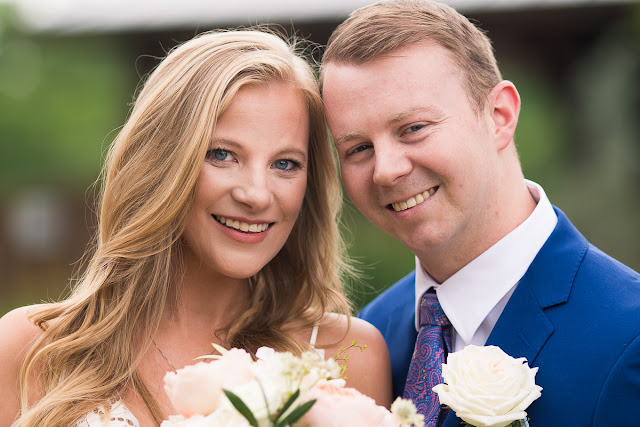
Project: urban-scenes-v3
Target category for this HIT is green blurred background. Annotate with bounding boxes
[1,1,639,315]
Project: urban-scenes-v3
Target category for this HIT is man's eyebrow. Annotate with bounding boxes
[333,131,365,147]
[387,106,441,126]
[387,111,414,126]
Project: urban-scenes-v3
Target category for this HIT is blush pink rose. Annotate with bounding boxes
[164,348,254,417]
[299,381,396,427]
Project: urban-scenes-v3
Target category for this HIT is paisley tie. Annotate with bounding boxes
[403,291,452,427]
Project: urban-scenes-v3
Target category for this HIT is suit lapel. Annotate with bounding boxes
[485,276,554,364]
[441,412,463,427]
[440,207,589,426]
[486,207,587,363]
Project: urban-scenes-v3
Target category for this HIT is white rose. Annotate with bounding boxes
[226,378,286,422]
[432,345,542,427]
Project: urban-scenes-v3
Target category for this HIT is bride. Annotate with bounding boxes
[0,30,391,426]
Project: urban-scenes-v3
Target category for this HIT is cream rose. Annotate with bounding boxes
[432,345,542,427]
[163,348,254,417]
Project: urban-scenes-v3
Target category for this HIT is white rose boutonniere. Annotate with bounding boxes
[432,345,542,427]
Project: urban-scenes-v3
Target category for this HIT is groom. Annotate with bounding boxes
[321,0,640,425]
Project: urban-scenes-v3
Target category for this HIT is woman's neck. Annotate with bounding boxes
[157,259,252,352]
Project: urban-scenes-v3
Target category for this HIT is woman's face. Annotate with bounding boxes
[181,81,309,280]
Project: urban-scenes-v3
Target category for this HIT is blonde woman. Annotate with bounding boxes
[0,30,391,426]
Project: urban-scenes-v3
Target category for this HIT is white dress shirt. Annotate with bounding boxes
[414,180,558,351]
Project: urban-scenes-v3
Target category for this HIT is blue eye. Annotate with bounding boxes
[274,160,289,170]
[213,148,229,160]
[206,148,232,162]
[274,160,292,170]
[273,159,302,171]
[406,124,425,133]
[349,144,371,155]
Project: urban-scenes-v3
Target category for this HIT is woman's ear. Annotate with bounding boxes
[488,80,521,151]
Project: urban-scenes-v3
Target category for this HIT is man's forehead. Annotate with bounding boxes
[324,40,450,69]
[320,60,365,89]
[324,43,458,87]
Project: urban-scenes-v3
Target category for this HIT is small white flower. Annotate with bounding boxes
[391,397,425,427]
[255,346,276,360]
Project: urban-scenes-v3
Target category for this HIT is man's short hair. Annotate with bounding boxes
[322,0,502,113]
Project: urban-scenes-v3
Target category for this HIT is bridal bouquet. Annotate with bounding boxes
[161,344,424,427]
[432,345,542,427]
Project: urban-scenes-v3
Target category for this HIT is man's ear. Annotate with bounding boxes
[488,80,521,151]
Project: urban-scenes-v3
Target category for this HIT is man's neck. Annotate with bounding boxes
[417,180,537,283]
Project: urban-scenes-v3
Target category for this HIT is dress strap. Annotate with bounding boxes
[309,324,320,346]
[309,324,325,359]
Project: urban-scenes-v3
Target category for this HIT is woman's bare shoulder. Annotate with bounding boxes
[317,313,386,351]
[317,313,392,407]
[0,305,46,354]
[0,305,47,424]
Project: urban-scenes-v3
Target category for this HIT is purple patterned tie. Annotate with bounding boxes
[403,291,452,427]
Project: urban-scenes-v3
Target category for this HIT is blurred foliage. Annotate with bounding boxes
[507,64,571,186]
[511,14,640,280]
[0,8,132,315]
[0,24,130,197]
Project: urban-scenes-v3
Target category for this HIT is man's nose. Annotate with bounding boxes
[372,140,413,186]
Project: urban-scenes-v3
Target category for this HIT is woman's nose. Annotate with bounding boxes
[230,169,274,212]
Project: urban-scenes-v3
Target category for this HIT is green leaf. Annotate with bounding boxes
[223,390,259,427]
[276,399,316,426]
[274,389,300,421]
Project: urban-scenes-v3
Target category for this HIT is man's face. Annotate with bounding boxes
[323,42,503,264]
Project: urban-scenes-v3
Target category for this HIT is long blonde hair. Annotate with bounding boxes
[16,30,351,426]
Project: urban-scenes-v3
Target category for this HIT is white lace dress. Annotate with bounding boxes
[74,399,139,427]
[75,326,323,426]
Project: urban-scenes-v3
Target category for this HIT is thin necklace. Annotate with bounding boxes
[151,338,178,373]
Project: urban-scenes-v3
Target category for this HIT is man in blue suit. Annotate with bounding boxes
[321,0,640,425]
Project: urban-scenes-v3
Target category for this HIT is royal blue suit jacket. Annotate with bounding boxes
[360,208,640,425]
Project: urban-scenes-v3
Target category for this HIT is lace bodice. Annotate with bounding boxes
[74,399,139,427]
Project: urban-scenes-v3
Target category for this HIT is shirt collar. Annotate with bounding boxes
[414,180,557,340]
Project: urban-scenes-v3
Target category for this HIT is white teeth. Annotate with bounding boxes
[214,216,270,233]
[391,187,437,212]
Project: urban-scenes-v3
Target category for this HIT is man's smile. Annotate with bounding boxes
[390,187,438,212]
